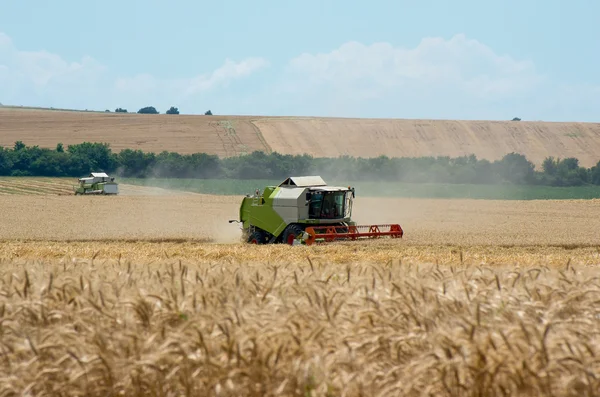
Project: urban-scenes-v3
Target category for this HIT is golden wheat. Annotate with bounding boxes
[1,187,599,395]
[1,240,600,268]
[0,251,598,396]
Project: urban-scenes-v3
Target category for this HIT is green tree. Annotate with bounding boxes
[30,149,68,176]
[115,108,128,113]
[166,106,180,115]
[495,153,535,184]
[556,157,588,186]
[117,149,157,178]
[10,144,43,175]
[591,161,600,185]
[1,139,598,187]
[0,148,13,176]
[557,158,579,174]
[64,154,95,176]
[67,142,117,172]
[138,106,158,114]
[14,141,26,151]
[542,157,558,176]
[204,110,213,115]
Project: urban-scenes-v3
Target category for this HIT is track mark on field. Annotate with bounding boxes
[0,179,73,195]
[249,119,273,154]
[0,179,71,192]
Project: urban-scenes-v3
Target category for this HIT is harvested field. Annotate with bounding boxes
[1,193,599,246]
[0,108,270,157]
[0,177,198,196]
[255,117,600,167]
[2,107,600,166]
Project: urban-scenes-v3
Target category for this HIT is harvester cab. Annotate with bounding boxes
[229,176,403,245]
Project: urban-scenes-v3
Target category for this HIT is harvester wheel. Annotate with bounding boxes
[282,224,305,245]
[248,230,268,244]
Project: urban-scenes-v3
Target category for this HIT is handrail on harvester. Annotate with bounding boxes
[303,224,403,245]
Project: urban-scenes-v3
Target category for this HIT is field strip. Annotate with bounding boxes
[0,183,47,195]
[30,179,73,187]
[6,183,70,193]
[0,179,198,196]
[0,195,599,245]
[0,182,70,195]
[1,240,600,266]
[0,179,71,192]
[0,188,40,195]
[41,179,75,186]
[0,178,73,186]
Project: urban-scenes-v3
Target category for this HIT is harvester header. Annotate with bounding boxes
[229,175,403,245]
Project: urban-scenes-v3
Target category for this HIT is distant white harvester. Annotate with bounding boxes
[73,172,119,195]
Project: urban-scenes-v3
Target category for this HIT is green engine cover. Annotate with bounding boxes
[240,186,288,238]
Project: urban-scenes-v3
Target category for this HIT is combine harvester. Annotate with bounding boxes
[73,172,119,195]
[229,176,403,245]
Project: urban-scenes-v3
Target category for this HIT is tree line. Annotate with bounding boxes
[110,106,213,115]
[1,141,599,186]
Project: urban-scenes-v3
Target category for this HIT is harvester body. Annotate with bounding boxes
[73,172,119,195]
[232,176,403,245]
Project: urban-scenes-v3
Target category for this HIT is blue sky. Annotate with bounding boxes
[0,0,598,121]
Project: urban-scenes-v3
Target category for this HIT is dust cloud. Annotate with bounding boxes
[0,182,245,243]
[211,220,245,244]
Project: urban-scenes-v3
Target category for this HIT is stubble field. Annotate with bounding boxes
[1,183,599,396]
[2,107,600,167]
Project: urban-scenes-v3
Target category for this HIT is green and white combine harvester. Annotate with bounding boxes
[73,172,119,195]
[229,176,403,245]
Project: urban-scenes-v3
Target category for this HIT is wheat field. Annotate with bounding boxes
[2,107,600,166]
[1,186,599,396]
[1,246,599,396]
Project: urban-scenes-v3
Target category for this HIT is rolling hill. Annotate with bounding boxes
[1,106,599,167]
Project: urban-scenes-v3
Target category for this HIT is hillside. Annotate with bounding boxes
[1,107,600,167]
[0,107,270,157]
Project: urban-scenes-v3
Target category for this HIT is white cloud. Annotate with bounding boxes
[277,34,554,119]
[17,52,106,87]
[0,33,10,47]
[108,57,269,113]
[0,33,106,90]
[0,31,268,112]
[185,57,270,95]
[0,31,598,121]
[114,58,270,96]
